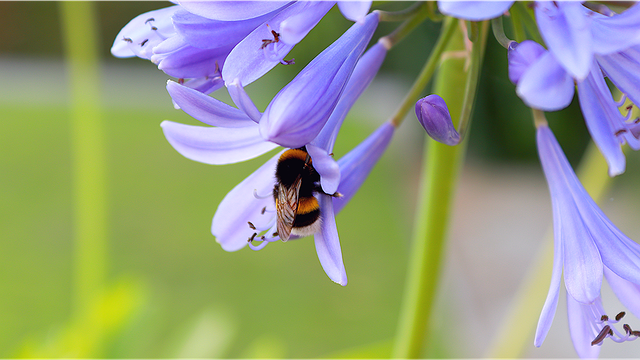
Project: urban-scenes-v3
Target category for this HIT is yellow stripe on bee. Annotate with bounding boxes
[296,197,319,215]
[280,148,311,164]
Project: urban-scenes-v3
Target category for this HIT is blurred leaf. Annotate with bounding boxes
[165,306,237,358]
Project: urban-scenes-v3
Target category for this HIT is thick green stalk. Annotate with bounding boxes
[393,21,483,358]
[59,1,107,353]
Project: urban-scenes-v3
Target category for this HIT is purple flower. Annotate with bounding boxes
[509,40,640,177]
[436,1,514,21]
[161,39,388,285]
[228,12,380,148]
[535,124,640,357]
[535,1,640,81]
[415,94,460,146]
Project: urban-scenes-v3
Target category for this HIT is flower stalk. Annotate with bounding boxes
[393,18,487,358]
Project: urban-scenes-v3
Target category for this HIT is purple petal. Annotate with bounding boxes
[576,65,626,177]
[604,266,640,318]
[226,79,262,123]
[596,46,640,109]
[178,76,224,96]
[591,3,640,55]
[313,42,388,152]
[177,1,291,21]
[260,12,380,148]
[537,125,603,304]
[507,40,546,85]
[566,294,603,359]
[222,2,332,87]
[279,2,335,45]
[534,193,564,347]
[437,1,514,21]
[334,122,395,214]
[111,6,179,59]
[535,1,592,80]
[160,121,278,165]
[516,51,575,111]
[155,39,232,78]
[314,194,347,286]
[337,1,371,23]
[306,145,340,195]
[167,81,254,127]
[212,152,281,251]
[172,8,271,49]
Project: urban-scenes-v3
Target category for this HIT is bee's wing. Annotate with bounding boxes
[275,176,302,242]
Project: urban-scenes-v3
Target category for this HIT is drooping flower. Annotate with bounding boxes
[535,124,640,357]
[509,39,640,177]
[415,94,460,146]
[161,38,388,285]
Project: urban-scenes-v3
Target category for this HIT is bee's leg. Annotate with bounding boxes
[313,184,343,198]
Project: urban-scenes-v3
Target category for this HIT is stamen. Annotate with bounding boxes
[616,311,626,322]
[592,325,611,346]
[248,221,256,230]
[261,207,267,215]
[248,232,257,242]
[253,189,272,199]
[280,58,295,65]
[122,36,133,43]
[140,39,149,47]
[623,324,632,334]
[615,93,628,107]
[615,129,627,136]
[145,18,158,31]
[261,27,280,49]
[601,315,609,322]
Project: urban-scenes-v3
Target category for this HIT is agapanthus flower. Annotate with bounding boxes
[415,94,460,146]
[161,35,389,285]
[509,39,640,177]
[437,0,514,21]
[535,124,640,357]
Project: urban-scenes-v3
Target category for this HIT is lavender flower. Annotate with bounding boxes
[535,124,640,357]
[509,40,640,177]
[415,94,460,146]
[161,39,388,285]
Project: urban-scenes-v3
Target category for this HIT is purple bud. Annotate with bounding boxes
[415,94,460,146]
[508,40,546,85]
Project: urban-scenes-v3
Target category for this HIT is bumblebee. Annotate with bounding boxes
[273,146,339,241]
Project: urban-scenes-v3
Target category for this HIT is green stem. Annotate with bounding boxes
[59,1,107,352]
[392,20,474,359]
[457,21,489,142]
[389,17,459,127]
[377,2,427,22]
[511,1,544,45]
[379,2,432,49]
[491,16,512,49]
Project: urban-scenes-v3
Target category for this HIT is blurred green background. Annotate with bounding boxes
[3,1,640,358]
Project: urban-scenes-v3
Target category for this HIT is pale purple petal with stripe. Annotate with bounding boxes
[516,51,574,111]
[604,266,640,318]
[535,1,592,80]
[437,0,513,21]
[314,194,347,286]
[160,121,277,165]
[111,5,179,59]
[591,3,640,55]
[566,294,603,359]
[306,144,340,195]
[337,0,371,23]
[177,1,291,21]
[279,1,335,45]
[507,40,546,85]
[212,152,281,251]
[166,81,254,127]
[596,45,640,109]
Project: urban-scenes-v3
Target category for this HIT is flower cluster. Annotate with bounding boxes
[114,1,640,357]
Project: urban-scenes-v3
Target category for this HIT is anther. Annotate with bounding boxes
[145,18,155,24]
[248,233,257,242]
[123,37,133,43]
[261,28,280,49]
[616,311,626,321]
[615,129,627,136]
[623,324,632,334]
[592,325,611,346]
[178,78,185,85]
[601,315,609,322]
[627,105,634,111]
[281,58,295,65]
[632,330,640,337]
[140,39,149,46]
[248,221,256,230]
[261,207,267,215]
[272,232,278,237]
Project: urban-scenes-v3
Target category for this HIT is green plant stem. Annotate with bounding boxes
[457,21,489,142]
[511,1,544,45]
[59,0,107,351]
[392,20,473,359]
[379,2,433,49]
[389,17,459,127]
[491,16,512,49]
[377,2,426,22]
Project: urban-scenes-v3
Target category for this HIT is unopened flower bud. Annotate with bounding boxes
[415,94,460,146]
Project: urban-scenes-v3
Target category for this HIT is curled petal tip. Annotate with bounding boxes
[415,94,460,146]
